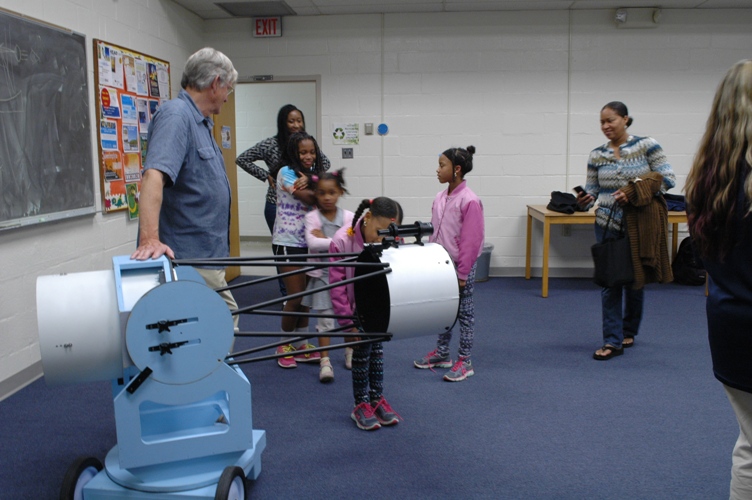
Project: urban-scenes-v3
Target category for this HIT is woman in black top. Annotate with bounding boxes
[685,59,752,500]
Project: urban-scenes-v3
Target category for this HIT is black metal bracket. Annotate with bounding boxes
[126,367,153,394]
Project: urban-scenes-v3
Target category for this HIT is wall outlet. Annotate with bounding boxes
[342,148,353,159]
[560,225,571,237]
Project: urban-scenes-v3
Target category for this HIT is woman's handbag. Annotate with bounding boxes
[591,208,634,288]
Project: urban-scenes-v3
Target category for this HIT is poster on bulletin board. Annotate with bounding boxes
[94,39,170,217]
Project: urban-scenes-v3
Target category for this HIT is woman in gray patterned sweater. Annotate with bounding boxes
[236,104,331,233]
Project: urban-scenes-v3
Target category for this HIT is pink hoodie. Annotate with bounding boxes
[429,181,485,281]
[329,219,365,328]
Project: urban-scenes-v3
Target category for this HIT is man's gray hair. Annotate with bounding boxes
[181,48,238,91]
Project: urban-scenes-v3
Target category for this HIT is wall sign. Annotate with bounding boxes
[332,123,359,145]
[254,17,282,37]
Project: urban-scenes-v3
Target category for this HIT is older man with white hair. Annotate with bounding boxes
[132,47,239,320]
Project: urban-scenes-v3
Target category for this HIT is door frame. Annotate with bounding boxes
[212,75,322,281]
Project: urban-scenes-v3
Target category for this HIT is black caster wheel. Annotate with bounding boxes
[215,465,247,500]
[214,465,245,500]
[60,456,103,500]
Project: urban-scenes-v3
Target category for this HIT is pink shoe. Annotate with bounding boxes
[293,343,321,363]
[277,344,297,368]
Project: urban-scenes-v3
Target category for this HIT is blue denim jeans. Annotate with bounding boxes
[595,223,643,348]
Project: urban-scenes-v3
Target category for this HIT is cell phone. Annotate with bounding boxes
[573,185,586,195]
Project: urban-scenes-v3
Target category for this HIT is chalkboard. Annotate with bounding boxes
[0,10,94,231]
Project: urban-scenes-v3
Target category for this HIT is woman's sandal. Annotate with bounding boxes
[623,335,634,348]
[593,344,624,360]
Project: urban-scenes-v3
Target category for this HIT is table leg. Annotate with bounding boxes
[542,219,551,298]
[525,213,533,279]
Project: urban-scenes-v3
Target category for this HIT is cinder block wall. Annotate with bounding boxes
[206,8,752,273]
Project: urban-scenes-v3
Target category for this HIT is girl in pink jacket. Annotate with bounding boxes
[414,145,485,382]
[329,197,403,431]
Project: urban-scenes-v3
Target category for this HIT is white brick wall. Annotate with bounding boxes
[205,8,752,272]
[3,3,752,387]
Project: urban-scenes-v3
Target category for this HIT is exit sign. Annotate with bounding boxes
[253,17,282,37]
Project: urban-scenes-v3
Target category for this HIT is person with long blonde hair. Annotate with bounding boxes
[685,59,752,500]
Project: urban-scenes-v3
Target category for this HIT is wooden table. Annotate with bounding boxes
[525,204,687,297]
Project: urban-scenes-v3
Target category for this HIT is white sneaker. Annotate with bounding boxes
[319,357,334,383]
[344,347,353,370]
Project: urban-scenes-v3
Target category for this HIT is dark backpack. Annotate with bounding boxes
[672,237,706,286]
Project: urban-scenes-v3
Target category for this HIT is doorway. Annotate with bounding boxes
[234,79,319,240]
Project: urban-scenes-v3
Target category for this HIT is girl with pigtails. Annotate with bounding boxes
[303,169,353,383]
[329,197,404,431]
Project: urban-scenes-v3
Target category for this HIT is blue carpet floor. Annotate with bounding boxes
[0,276,735,499]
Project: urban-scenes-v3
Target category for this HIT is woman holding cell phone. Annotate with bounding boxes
[576,101,676,361]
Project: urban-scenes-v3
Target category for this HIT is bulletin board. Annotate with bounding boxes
[93,39,170,218]
[0,10,95,231]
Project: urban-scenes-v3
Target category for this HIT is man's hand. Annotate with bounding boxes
[132,168,173,260]
[131,238,175,260]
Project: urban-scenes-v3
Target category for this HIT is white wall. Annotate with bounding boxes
[205,8,752,272]
[0,0,203,393]
[3,3,752,389]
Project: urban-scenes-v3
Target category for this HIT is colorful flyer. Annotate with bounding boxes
[100,119,119,150]
[102,151,122,181]
[135,59,149,96]
[100,87,121,119]
[137,98,150,132]
[121,94,137,122]
[123,55,138,94]
[126,183,139,220]
[105,182,127,211]
[149,99,160,118]
[140,133,149,165]
[98,58,113,87]
[122,124,139,153]
[109,49,124,89]
[157,64,170,99]
[124,153,141,182]
[147,63,160,98]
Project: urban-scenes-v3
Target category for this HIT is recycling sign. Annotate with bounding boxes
[331,123,359,145]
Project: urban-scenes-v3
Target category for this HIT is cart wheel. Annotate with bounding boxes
[215,465,246,500]
[60,456,103,500]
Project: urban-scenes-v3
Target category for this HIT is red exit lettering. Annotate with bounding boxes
[254,17,281,37]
